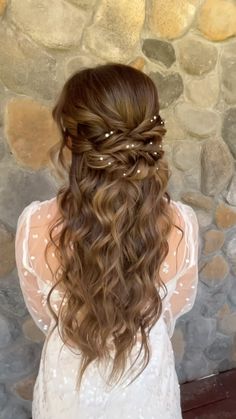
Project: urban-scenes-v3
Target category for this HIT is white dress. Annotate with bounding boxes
[15,197,199,419]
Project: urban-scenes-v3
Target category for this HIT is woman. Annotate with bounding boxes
[15,63,199,419]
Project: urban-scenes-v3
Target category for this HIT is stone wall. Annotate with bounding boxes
[0,0,236,417]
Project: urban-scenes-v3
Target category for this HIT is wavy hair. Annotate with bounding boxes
[46,63,174,389]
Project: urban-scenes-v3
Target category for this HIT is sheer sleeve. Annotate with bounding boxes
[160,202,199,338]
[15,202,52,335]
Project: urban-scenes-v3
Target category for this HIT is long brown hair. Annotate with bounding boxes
[46,63,173,389]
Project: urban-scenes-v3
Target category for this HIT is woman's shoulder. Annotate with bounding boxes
[17,196,58,229]
[170,199,198,227]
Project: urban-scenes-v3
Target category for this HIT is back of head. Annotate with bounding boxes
[48,63,173,389]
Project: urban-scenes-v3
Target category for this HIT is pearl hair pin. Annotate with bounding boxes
[105,130,114,138]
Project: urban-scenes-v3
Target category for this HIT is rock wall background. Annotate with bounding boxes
[0,0,236,417]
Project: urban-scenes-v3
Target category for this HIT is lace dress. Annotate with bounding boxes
[15,197,199,419]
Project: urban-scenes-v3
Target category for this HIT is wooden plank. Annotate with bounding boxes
[182,398,236,419]
[181,368,236,416]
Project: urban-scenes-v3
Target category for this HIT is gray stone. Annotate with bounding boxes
[201,138,234,196]
[0,163,57,228]
[226,174,236,206]
[184,169,201,191]
[178,38,218,76]
[0,271,28,318]
[221,42,236,105]
[185,73,219,108]
[175,103,219,138]
[65,55,104,79]
[160,108,186,142]
[167,165,185,200]
[195,209,213,229]
[66,0,97,8]
[218,312,236,335]
[2,401,30,419]
[228,279,236,306]
[0,384,8,409]
[222,108,236,158]
[175,364,187,385]
[218,358,236,372]
[173,141,201,171]
[182,191,214,212]
[142,39,176,68]
[0,222,15,277]
[224,232,236,276]
[204,334,232,361]
[186,317,217,350]
[201,288,227,317]
[0,313,19,348]
[0,24,57,100]
[0,342,40,380]
[150,71,183,109]
[182,352,212,381]
[172,141,202,191]
[0,140,5,161]
[10,0,85,49]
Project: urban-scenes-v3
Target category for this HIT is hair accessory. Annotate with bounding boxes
[105,130,114,138]
[99,156,104,160]
[150,115,157,123]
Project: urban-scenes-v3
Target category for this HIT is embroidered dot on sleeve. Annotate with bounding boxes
[162,262,169,273]
[52,252,55,258]
[186,258,190,263]
[47,214,51,219]
[173,251,176,256]
[30,256,35,260]
[191,285,195,289]
[179,282,183,287]
[24,271,28,277]
[185,297,190,301]
[43,325,48,331]
[32,234,38,239]
[44,238,48,244]
[45,264,49,269]
[37,215,41,219]
[174,290,179,295]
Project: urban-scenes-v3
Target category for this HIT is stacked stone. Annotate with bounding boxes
[0,0,236,416]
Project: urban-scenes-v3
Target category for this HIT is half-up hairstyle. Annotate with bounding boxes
[46,63,174,390]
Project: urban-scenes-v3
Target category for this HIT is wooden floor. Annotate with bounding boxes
[181,369,236,418]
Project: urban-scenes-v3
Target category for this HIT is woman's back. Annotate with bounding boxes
[15,196,198,419]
